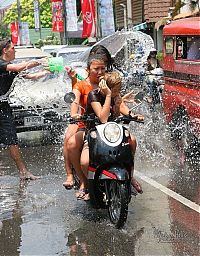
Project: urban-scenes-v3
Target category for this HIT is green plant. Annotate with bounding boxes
[3,0,52,29]
[0,23,10,39]
[35,34,60,48]
[156,51,163,61]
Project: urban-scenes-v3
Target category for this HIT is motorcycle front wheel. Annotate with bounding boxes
[108,181,129,229]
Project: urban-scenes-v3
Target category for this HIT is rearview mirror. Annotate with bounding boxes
[64,92,75,103]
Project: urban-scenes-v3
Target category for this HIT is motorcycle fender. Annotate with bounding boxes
[100,166,130,181]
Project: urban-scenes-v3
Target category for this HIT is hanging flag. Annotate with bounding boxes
[99,0,115,37]
[66,0,78,31]
[51,0,64,32]
[81,0,96,38]
[10,22,20,45]
[21,22,30,45]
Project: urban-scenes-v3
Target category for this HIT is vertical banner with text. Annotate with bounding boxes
[21,22,30,45]
[66,0,78,31]
[10,22,20,45]
[99,0,115,37]
[81,0,96,38]
[33,0,40,32]
[51,0,64,32]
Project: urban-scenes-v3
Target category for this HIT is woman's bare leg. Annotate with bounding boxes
[9,144,39,180]
[130,135,143,193]
[80,142,89,178]
[63,124,78,188]
[67,131,88,191]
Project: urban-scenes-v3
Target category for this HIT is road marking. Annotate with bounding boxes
[135,170,200,213]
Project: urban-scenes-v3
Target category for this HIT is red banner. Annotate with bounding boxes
[81,0,96,38]
[10,22,20,45]
[51,0,64,32]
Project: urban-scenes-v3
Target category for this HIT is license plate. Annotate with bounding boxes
[24,116,44,126]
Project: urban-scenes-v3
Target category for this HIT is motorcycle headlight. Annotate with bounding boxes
[104,123,121,143]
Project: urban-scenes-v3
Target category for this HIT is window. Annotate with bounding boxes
[165,38,174,54]
[187,37,200,60]
[176,36,200,61]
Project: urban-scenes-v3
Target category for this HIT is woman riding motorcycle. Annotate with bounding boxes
[63,45,113,190]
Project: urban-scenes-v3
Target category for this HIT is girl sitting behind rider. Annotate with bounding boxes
[80,69,143,195]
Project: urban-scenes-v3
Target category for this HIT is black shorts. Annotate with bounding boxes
[0,102,18,145]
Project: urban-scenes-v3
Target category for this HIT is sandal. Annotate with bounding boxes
[75,189,88,200]
[83,193,90,201]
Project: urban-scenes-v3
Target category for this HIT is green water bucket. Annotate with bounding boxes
[48,56,64,72]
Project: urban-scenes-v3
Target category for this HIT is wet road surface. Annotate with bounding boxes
[0,110,199,256]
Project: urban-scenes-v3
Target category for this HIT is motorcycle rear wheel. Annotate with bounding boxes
[108,181,129,229]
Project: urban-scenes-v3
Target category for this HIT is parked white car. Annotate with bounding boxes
[9,47,69,133]
[56,45,91,65]
[41,45,66,56]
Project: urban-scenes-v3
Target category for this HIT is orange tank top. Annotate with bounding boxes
[73,80,93,128]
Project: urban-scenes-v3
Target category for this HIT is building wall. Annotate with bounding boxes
[132,0,143,25]
[114,0,127,29]
[144,0,172,22]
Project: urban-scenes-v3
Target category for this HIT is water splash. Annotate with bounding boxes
[9,68,71,116]
[8,31,154,117]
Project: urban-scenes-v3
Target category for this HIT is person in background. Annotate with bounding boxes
[0,39,50,180]
[147,48,160,71]
[177,45,183,59]
[62,45,113,189]
[187,37,200,60]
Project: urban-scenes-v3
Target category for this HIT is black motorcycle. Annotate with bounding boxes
[64,92,144,228]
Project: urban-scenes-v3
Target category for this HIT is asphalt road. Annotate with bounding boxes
[0,110,199,256]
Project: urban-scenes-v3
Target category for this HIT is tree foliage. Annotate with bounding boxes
[3,0,52,29]
[0,23,10,39]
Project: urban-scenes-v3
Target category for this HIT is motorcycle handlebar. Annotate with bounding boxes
[114,115,144,124]
[68,114,144,125]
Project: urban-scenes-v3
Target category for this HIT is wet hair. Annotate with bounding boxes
[104,71,122,90]
[89,45,113,71]
[87,54,106,69]
[0,39,11,55]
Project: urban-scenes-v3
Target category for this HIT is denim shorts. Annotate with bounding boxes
[0,102,18,145]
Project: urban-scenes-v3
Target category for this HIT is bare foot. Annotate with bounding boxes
[20,172,40,180]
[63,174,74,189]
